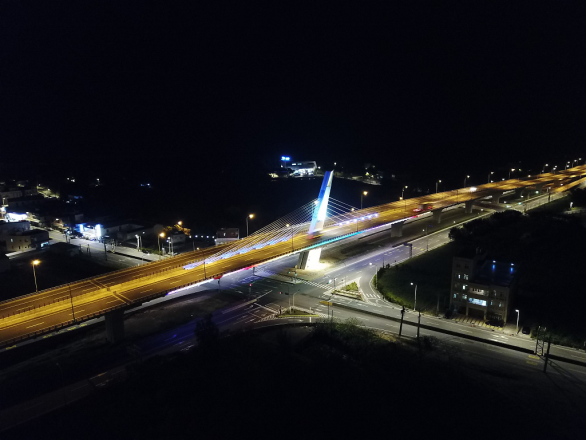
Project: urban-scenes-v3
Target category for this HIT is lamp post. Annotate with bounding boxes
[157,232,165,260]
[509,169,515,179]
[410,282,417,312]
[369,262,377,289]
[361,191,368,209]
[68,283,75,321]
[464,175,470,187]
[135,235,143,264]
[246,214,254,237]
[286,224,294,252]
[488,171,493,184]
[515,309,520,334]
[32,260,40,292]
[436,180,441,193]
[401,186,407,200]
[542,163,548,173]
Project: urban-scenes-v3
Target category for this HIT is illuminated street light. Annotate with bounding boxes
[401,185,408,200]
[487,171,493,184]
[509,169,515,179]
[158,232,165,260]
[178,221,182,226]
[464,175,470,187]
[246,214,254,237]
[515,309,520,334]
[361,191,368,209]
[436,180,441,193]
[410,282,417,311]
[32,260,40,292]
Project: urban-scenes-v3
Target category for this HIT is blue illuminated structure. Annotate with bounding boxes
[308,171,333,234]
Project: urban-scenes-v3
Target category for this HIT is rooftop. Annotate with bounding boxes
[474,260,516,287]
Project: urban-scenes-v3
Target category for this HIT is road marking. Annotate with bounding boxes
[26,322,44,329]
[105,299,120,304]
[169,280,182,284]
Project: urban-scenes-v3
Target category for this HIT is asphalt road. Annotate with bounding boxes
[1,168,585,346]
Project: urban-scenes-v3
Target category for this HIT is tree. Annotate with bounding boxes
[448,227,465,242]
[194,314,219,348]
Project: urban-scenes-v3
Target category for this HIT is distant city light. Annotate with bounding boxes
[281,156,290,161]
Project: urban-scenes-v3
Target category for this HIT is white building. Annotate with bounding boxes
[215,228,239,245]
[288,161,317,176]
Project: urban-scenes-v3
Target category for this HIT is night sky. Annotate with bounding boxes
[2,1,585,184]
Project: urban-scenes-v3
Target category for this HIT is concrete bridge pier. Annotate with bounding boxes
[464,200,474,214]
[390,221,404,237]
[514,187,524,198]
[432,210,442,224]
[492,192,504,204]
[105,309,125,343]
[297,248,322,270]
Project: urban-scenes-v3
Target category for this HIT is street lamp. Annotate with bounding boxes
[401,186,407,200]
[361,191,368,209]
[464,175,470,187]
[410,282,417,311]
[246,214,254,237]
[158,232,165,260]
[32,260,40,292]
[286,224,294,252]
[509,169,515,179]
[369,262,377,289]
[542,163,548,173]
[436,180,441,193]
[488,172,493,184]
[515,309,520,334]
[178,221,182,226]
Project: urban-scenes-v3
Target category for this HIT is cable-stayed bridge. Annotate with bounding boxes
[1,166,585,348]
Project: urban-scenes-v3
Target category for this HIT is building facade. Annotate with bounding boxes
[450,250,515,324]
[0,229,49,253]
[215,228,239,245]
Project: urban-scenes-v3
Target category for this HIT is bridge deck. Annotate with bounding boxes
[1,167,585,347]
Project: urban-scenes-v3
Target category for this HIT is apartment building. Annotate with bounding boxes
[450,249,516,324]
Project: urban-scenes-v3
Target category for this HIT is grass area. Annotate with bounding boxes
[342,281,358,292]
[376,243,456,312]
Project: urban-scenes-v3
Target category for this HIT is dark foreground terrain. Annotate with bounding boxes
[4,319,583,440]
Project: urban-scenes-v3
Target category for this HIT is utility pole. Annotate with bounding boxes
[399,306,405,337]
[68,283,75,321]
[543,333,552,373]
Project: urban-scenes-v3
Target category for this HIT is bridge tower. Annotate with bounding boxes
[297,171,333,270]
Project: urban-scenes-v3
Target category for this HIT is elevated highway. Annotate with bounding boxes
[1,167,585,347]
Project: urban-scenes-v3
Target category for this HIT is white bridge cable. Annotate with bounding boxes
[204,200,319,263]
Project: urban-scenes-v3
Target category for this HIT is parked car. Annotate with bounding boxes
[522,326,531,335]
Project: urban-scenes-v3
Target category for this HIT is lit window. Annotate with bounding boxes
[498,302,502,307]
[463,274,469,280]
[469,298,487,306]
[462,294,467,300]
[490,301,493,305]
[457,274,461,279]
[453,293,457,298]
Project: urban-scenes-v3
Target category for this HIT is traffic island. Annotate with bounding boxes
[277,307,320,318]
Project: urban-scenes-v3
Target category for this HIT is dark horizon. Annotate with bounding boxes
[2,2,585,180]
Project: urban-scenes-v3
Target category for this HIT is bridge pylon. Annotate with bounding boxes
[297,171,333,270]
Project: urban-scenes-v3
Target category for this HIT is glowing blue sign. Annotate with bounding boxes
[468,298,487,307]
[281,156,291,161]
